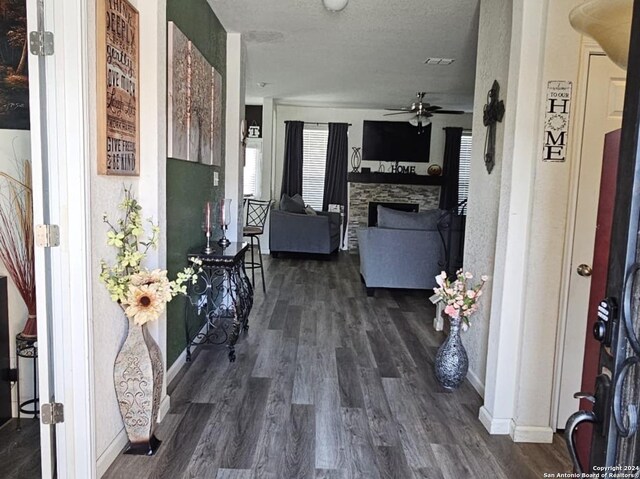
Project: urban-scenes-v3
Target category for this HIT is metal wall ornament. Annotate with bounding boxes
[483,80,505,174]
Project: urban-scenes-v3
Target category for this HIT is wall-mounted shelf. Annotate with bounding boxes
[347,172,444,186]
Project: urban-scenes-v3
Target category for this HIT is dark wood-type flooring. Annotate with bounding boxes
[0,418,41,479]
[106,253,571,479]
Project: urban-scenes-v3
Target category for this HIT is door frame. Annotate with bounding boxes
[552,41,609,430]
[26,0,96,476]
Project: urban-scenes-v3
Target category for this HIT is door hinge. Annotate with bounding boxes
[35,224,60,248]
[29,31,54,56]
[41,402,64,424]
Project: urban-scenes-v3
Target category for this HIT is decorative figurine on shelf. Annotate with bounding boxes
[202,201,214,254]
[218,198,232,247]
[350,146,362,173]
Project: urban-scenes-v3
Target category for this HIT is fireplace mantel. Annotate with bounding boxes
[347,181,440,250]
[348,172,444,186]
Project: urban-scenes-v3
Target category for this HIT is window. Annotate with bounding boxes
[302,125,328,210]
[458,132,472,215]
[243,138,262,198]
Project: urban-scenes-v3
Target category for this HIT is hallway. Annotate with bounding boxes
[105,254,571,478]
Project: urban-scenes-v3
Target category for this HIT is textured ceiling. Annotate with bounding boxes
[207,0,480,111]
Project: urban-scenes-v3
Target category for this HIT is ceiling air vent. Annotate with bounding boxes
[424,58,455,65]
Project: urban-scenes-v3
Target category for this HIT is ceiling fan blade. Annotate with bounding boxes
[383,111,415,116]
[432,110,465,115]
[424,105,442,111]
[385,108,414,112]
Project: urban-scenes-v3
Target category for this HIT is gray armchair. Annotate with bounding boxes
[270,209,340,256]
[357,206,445,295]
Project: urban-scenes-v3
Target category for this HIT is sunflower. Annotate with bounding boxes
[124,284,165,325]
[129,269,173,302]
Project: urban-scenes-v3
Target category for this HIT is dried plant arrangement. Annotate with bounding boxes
[0,158,35,337]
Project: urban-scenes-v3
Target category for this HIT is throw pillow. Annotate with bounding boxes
[305,205,318,215]
[291,194,306,210]
[377,205,442,231]
[280,194,306,214]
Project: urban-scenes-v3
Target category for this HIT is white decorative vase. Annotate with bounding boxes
[113,317,163,455]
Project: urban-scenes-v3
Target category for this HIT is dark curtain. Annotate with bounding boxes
[280,121,304,197]
[323,123,349,246]
[439,127,463,210]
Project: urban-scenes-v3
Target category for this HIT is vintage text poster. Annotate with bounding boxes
[97,0,140,176]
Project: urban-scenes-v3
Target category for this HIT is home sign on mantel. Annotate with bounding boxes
[96,0,140,176]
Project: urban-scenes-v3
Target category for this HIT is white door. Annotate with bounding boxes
[27,0,96,476]
[26,1,57,475]
[557,54,626,427]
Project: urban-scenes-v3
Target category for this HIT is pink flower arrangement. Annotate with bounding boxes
[433,270,489,329]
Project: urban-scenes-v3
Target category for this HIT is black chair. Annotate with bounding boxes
[243,199,273,292]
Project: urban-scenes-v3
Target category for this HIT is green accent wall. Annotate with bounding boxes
[166,0,227,367]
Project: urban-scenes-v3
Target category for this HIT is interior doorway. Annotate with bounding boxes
[556,53,626,428]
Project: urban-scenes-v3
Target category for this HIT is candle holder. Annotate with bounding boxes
[350,147,362,173]
[202,201,214,254]
[218,198,232,247]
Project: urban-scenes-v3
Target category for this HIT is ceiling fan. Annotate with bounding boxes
[384,92,465,130]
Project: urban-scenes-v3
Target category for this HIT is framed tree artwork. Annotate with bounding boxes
[0,0,30,130]
[96,0,140,176]
[167,22,223,166]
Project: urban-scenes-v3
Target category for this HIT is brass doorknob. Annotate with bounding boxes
[577,264,593,277]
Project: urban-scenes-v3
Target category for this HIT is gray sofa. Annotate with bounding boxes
[270,208,340,256]
[357,206,445,295]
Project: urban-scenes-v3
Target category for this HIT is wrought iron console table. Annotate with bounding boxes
[184,243,253,363]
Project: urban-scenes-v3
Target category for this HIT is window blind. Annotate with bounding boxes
[458,132,472,215]
[243,139,262,198]
[302,126,328,210]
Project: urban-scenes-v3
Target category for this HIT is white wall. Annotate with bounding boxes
[466,0,594,442]
[513,0,585,433]
[89,0,169,472]
[225,33,246,242]
[463,0,512,404]
[0,129,34,416]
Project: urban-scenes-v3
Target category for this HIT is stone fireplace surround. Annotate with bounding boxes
[348,181,440,251]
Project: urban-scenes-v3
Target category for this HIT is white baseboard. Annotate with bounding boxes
[167,347,188,387]
[96,428,127,478]
[159,394,171,422]
[478,406,511,435]
[509,420,554,443]
[467,369,485,398]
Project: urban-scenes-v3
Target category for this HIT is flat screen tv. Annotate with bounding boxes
[362,120,431,163]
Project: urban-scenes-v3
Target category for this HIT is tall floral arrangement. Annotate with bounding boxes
[99,188,200,325]
[433,270,489,330]
[0,159,36,337]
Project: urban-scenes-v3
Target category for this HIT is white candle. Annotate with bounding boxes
[205,201,211,231]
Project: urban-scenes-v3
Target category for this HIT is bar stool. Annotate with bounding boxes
[243,199,273,293]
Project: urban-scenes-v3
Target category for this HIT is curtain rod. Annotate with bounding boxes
[442,127,472,133]
[285,121,352,126]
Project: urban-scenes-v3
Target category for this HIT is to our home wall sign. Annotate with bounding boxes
[97,0,140,176]
[543,81,572,162]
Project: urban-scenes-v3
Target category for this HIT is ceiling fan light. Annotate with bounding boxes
[409,117,431,127]
[322,0,349,12]
[569,0,632,70]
